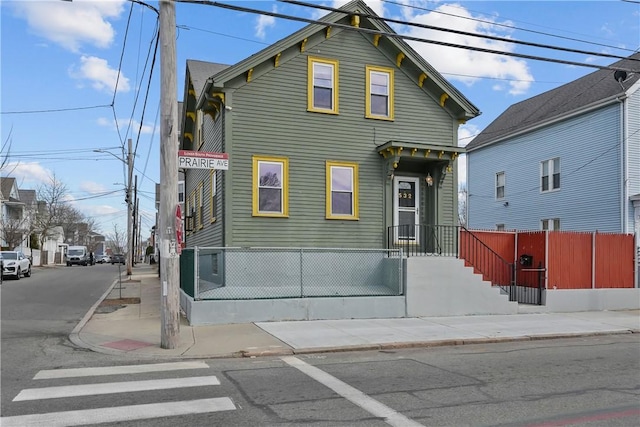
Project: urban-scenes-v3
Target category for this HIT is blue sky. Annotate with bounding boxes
[1,0,639,237]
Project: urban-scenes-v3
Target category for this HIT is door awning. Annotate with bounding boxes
[377,140,465,162]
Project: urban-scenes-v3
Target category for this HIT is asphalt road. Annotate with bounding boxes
[2,263,638,425]
[0,263,127,412]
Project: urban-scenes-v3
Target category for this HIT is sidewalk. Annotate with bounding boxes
[70,264,640,359]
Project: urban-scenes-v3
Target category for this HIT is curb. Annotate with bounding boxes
[237,330,635,358]
[68,277,120,351]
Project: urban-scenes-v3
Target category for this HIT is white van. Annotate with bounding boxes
[67,246,89,266]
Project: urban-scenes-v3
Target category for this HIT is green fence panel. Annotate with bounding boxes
[180,249,195,297]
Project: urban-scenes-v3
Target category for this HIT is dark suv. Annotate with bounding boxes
[111,254,126,265]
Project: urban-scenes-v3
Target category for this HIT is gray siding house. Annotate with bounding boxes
[466,53,640,244]
[179,0,479,253]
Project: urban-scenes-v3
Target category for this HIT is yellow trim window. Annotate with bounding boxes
[308,56,339,114]
[326,161,359,220]
[366,65,394,120]
[252,155,289,217]
[209,169,217,223]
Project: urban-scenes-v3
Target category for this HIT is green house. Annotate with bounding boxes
[179,0,479,253]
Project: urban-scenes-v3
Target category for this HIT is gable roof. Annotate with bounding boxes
[196,0,479,120]
[1,177,17,201]
[187,59,229,99]
[18,189,36,206]
[467,52,640,151]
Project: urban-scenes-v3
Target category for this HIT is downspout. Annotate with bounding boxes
[617,95,628,233]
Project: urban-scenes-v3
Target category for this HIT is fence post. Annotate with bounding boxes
[194,246,199,299]
[537,261,543,306]
[591,232,596,289]
[299,248,304,297]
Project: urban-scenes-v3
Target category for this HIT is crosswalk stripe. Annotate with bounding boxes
[33,361,209,379]
[13,376,221,401]
[282,356,424,427]
[0,397,236,427]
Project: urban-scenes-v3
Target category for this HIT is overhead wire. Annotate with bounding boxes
[176,1,639,73]
[381,0,638,54]
[281,0,639,63]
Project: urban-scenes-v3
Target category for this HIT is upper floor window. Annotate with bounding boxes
[541,158,560,192]
[496,172,505,199]
[252,155,289,217]
[326,161,359,220]
[308,57,339,114]
[541,218,560,231]
[366,65,394,120]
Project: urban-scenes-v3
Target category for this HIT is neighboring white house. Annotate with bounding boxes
[1,177,28,250]
[466,53,640,249]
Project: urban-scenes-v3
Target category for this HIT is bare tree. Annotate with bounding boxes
[107,223,127,254]
[1,217,28,249]
[34,174,69,265]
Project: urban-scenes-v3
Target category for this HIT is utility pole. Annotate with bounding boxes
[159,0,180,349]
[133,175,138,265]
[126,138,134,276]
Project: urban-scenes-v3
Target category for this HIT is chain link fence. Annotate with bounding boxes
[180,247,404,300]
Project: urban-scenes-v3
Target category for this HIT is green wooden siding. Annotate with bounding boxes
[190,28,462,249]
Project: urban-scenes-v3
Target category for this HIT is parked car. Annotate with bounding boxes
[111,254,125,265]
[97,255,111,264]
[0,250,32,279]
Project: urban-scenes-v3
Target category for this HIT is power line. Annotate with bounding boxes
[282,0,639,63]
[382,0,639,54]
[176,1,639,73]
[1,104,111,115]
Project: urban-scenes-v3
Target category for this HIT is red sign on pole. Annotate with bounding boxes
[175,204,183,255]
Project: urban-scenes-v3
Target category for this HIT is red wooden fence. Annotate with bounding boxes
[461,230,636,289]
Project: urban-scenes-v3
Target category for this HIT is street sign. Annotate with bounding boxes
[178,150,229,170]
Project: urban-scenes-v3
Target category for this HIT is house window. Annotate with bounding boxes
[366,65,394,120]
[190,191,197,233]
[185,193,192,233]
[210,169,217,223]
[541,218,560,230]
[252,156,289,217]
[496,172,505,199]
[178,180,185,204]
[308,57,339,114]
[326,161,359,220]
[496,224,505,231]
[541,158,560,192]
[198,181,204,229]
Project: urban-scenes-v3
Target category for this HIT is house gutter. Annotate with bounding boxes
[467,94,625,152]
[196,78,215,110]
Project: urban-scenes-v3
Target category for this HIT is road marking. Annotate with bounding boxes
[33,361,209,379]
[0,397,236,427]
[281,356,424,427]
[14,376,220,401]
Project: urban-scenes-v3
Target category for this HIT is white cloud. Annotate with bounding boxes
[97,117,156,135]
[255,5,277,39]
[1,162,51,185]
[79,181,107,194]
[12,0,125,53]
[400,3,534,95]
[70,56,130,94]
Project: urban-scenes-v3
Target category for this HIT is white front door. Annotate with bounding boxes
[393,177,420,243]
